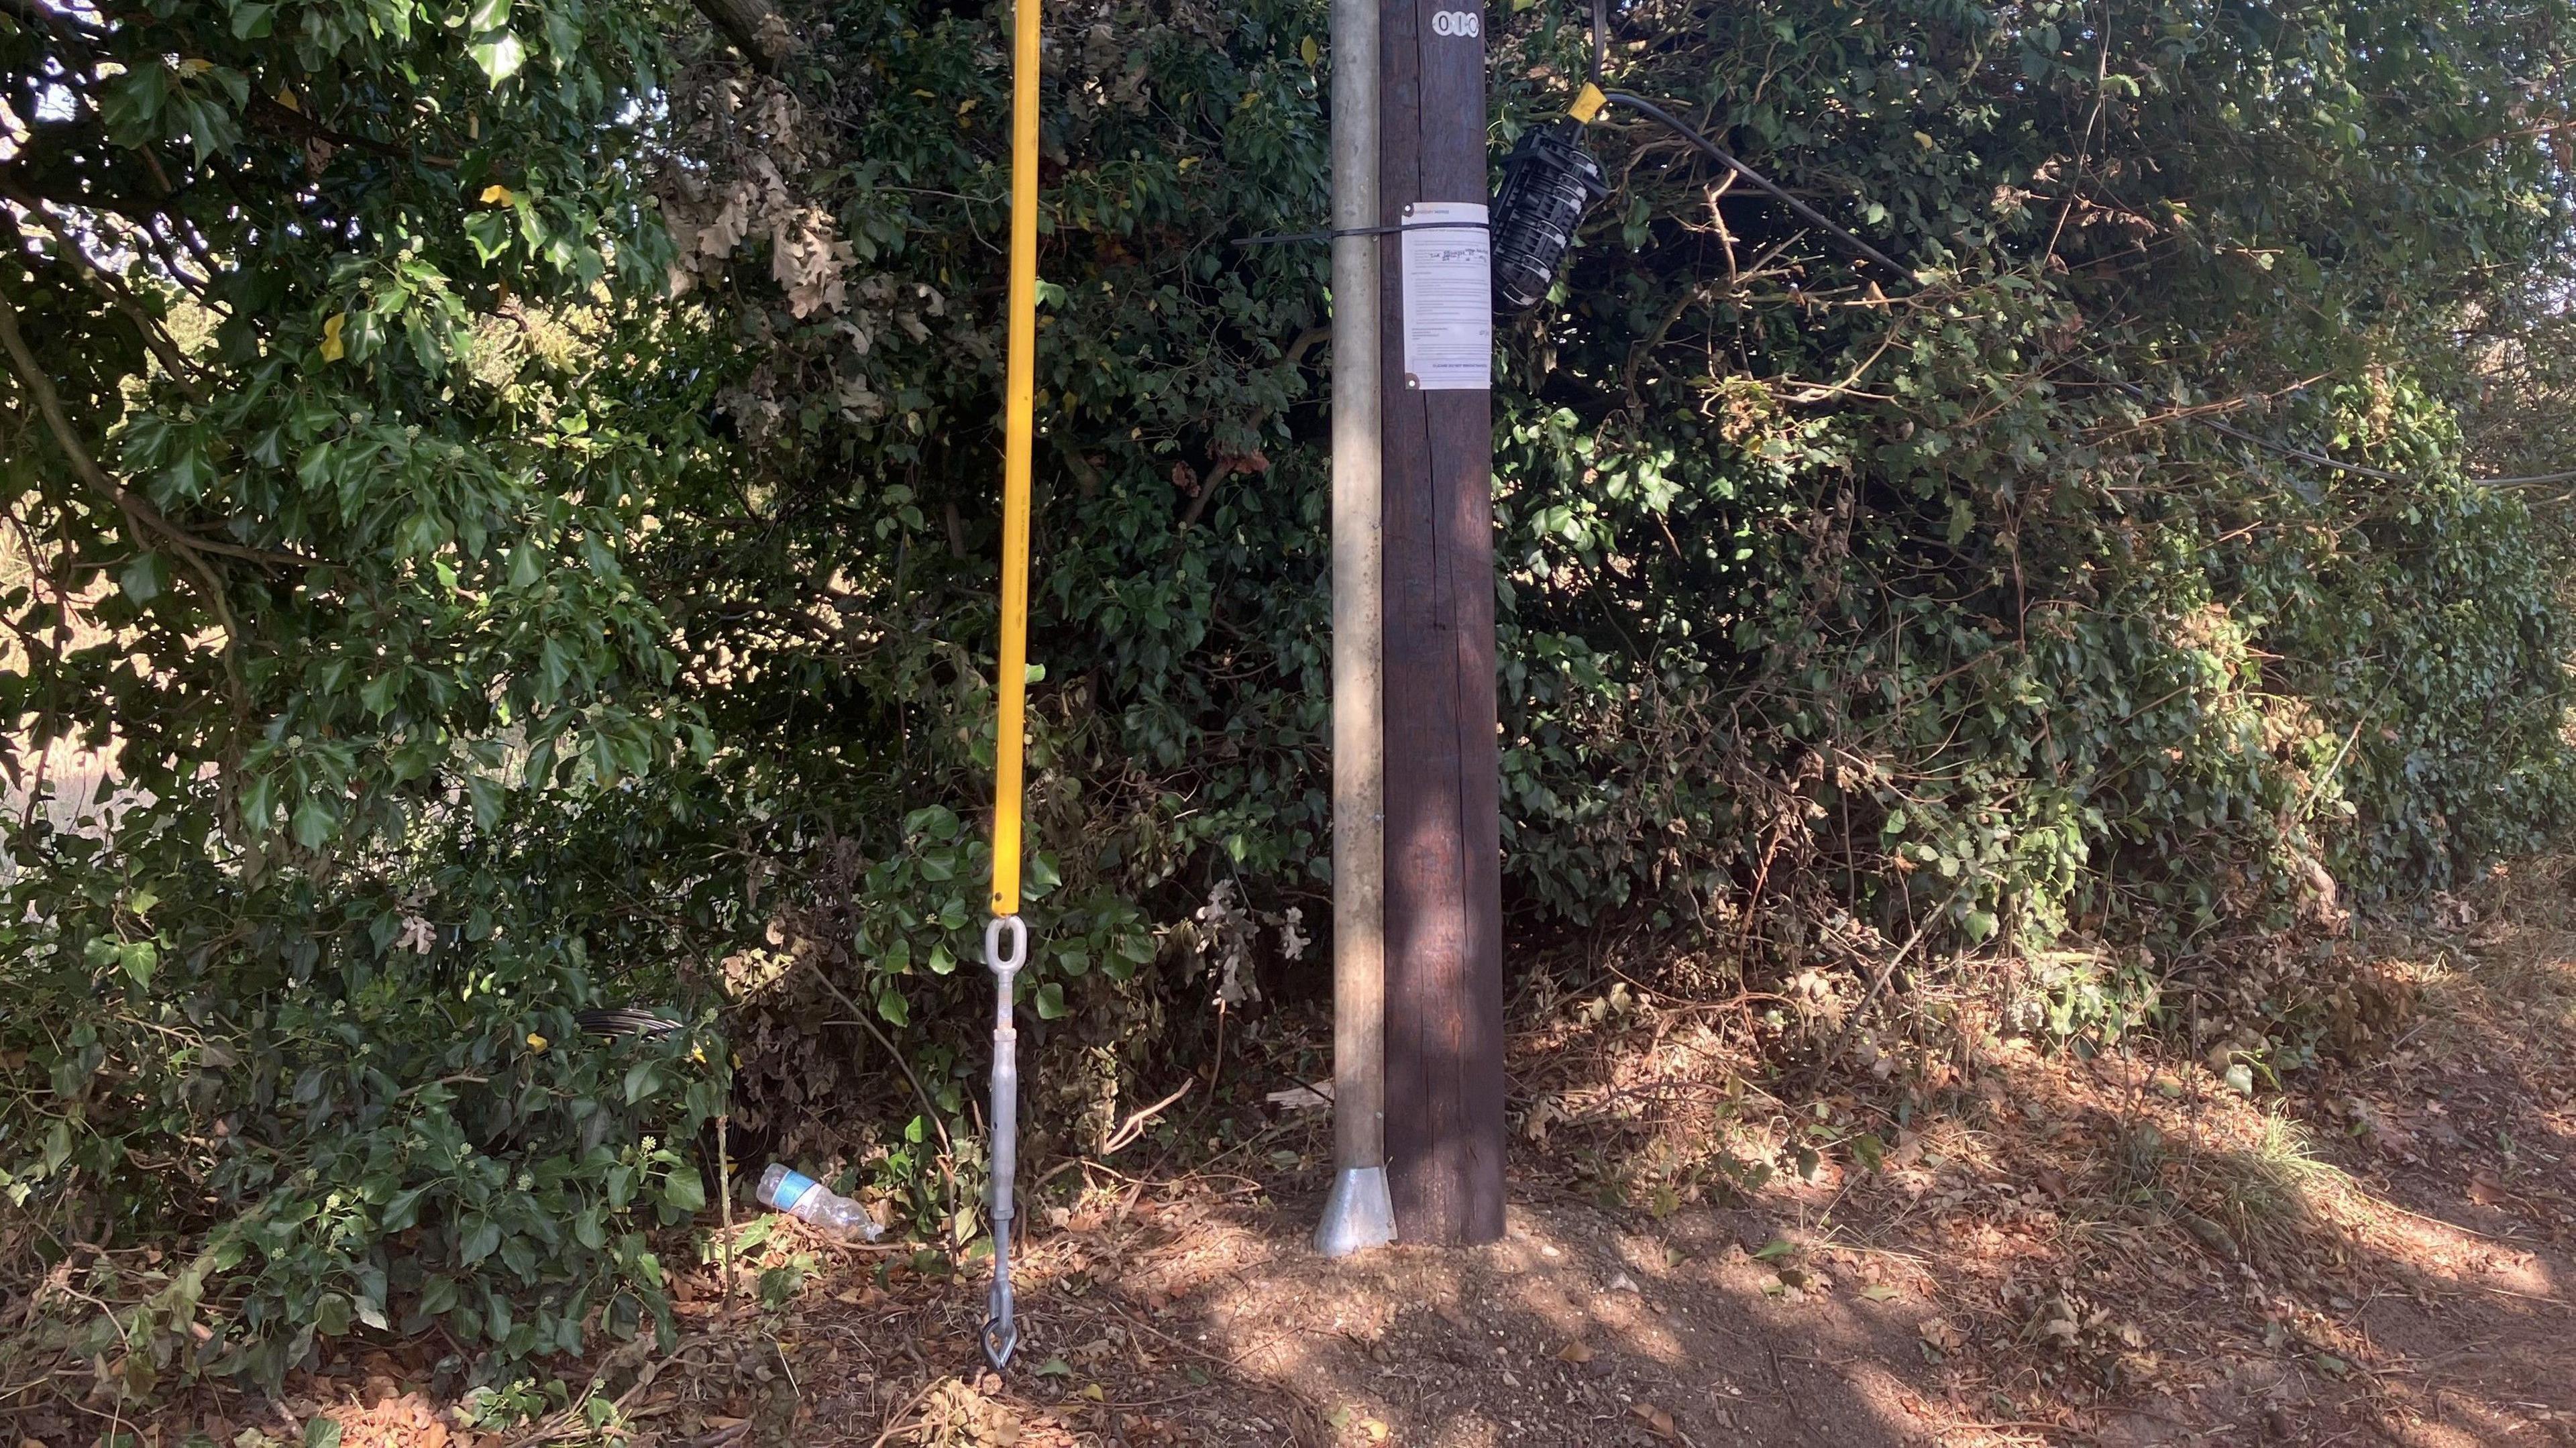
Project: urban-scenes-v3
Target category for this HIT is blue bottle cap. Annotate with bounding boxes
[769,1168,818,1211]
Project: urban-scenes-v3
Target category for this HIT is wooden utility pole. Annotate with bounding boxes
[1315,0,1395,1259]
[1379,0,1504,1245]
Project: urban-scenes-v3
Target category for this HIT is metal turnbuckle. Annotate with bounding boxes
[980,913,1028,1371]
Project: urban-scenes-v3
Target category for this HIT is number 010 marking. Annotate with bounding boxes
[1430,9,1481,36]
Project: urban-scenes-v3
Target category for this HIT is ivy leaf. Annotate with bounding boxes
[117,552,163,604]
[470,30,527,85]
[468,775,506,830]
[466,210,513,264]
[459,1215,501,1265]
[661,1169,706,1215]
[290,798,335,849]
[381,1185,429,1233]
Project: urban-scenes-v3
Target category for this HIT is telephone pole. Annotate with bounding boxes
[1319,0,1503,1256]
[1315,0,1396,1258]
[1377,0,1504,1245]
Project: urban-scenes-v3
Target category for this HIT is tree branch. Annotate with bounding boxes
[693,0,796,72]
[11,198,212,402]
[242,92,458,170]
[0,278,254,701]
[0,282,307,570]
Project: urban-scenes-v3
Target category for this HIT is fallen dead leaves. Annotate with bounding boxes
[2466,1169,2508,1207]
[1628,1402,1680,1439]
[1323,1406,1389,1442]
[900,1376,1024,1446]
[320,1393,451,1448]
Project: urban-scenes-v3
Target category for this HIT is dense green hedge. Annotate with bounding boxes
[3,0,2572,1394]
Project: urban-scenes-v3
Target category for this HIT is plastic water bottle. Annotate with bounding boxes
[756,1164,882,1241]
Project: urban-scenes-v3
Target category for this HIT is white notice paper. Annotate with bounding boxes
[1399,201,1491,391]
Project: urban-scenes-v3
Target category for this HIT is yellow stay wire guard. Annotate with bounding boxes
[989,0,1040,920]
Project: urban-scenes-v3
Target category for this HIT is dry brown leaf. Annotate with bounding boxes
[1630,1403,1678,1439]
[323,1393,449,1448]
[1556,1339,1594,1363]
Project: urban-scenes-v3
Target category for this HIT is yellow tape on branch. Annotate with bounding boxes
[990,0,1040,920]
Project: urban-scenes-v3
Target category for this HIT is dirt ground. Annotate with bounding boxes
[26,867,2576,1448]
[632,865,2576,1447]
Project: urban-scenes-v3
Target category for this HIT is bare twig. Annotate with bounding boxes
[810,979,953,1162]
[716,1111,737,1303]
[865,1382,939,1448]
[1102,1078,1195,1155]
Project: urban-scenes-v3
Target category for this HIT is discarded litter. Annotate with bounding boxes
[757,1163,883,1241]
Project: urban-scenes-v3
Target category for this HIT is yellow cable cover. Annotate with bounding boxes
[991,0,1040,919]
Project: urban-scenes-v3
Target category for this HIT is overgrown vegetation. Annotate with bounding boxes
[3,0,2573,1405]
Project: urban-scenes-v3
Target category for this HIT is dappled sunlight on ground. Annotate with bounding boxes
[47,866,2576,1447]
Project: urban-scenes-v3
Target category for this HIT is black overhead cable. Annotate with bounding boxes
[1233,220,1495,246]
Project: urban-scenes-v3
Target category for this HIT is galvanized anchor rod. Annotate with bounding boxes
[980,914,1026,1370]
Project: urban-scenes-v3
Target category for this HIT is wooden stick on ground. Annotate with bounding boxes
[716,1111,737,1302]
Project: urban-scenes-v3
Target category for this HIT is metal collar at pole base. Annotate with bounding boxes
[1313,1164,1397,1257]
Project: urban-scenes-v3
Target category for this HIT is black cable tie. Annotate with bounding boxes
[1233,220,1491,247]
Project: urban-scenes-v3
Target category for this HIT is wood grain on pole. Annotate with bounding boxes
[1328,0,1387,1181]
[1379,0,1504,1245]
